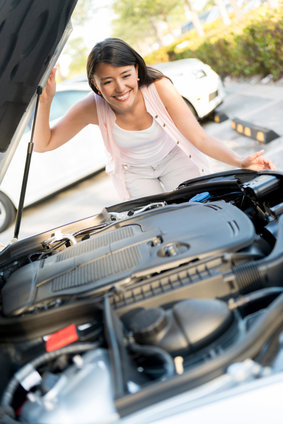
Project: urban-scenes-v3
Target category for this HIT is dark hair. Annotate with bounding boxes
[87,38,168,95]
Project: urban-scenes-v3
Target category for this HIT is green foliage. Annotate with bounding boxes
[112,0,186,47]
[144,3,283,80]
[61,0,107,78]
[201,0,215,11]
[65,37,89,77]
[71,0,98,26]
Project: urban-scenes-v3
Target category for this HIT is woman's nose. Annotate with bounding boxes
[115,79,125,93]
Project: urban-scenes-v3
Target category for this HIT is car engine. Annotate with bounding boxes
[1,170,283,423]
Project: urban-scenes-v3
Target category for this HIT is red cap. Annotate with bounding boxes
[46,324,78,352]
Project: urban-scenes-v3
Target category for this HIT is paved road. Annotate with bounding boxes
[1,79,283,245]
[203,79,283,173]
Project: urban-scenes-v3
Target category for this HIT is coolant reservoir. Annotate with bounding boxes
[130,299,234,357]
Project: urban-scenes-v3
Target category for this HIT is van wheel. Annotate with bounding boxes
[0,192,16,233]
[183,98,198,119]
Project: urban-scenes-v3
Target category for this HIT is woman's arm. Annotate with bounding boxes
[154,78,276,170]
[34,68,99,153]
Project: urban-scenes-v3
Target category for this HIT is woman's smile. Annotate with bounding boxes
[114,90,131,101]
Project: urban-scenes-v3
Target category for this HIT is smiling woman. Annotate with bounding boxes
[33,38,276,201]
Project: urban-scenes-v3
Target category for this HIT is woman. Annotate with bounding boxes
[34,38,276,200]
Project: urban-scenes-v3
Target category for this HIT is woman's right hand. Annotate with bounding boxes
[40,68,57,103]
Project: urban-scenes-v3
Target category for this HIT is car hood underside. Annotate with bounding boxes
[0,0,77,183]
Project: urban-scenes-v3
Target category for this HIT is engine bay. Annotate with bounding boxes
[1,170,283,423]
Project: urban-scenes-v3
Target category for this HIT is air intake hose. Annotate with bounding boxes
[233,215,283,294]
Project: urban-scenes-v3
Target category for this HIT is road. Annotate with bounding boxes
[1,78,283,246]
[204,78,283,173]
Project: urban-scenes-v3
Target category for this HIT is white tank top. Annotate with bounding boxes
[112,118,176,165]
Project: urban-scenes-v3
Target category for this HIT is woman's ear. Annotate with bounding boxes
[91,78,98,89]
[135,64,140,81]
[135,64,139,77]
[91,79,102,95]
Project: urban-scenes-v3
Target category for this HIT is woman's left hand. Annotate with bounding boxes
[240,150,276,171]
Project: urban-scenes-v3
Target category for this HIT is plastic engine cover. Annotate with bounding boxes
[2,201,255,316]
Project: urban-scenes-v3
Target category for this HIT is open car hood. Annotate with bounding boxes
[0,0,78,184]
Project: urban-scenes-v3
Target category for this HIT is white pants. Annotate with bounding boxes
[123,145,201,199]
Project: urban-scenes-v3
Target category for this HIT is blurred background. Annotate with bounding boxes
[57,0,282,82]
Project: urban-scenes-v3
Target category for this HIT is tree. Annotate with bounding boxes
[229,0,244,21]
[112,0,186,48]
[71,0,101,26]
[214,0,231,26]
[64,37,89,77]
[184,0,205,37]
[59,0,108,78]
[112,15,161,48]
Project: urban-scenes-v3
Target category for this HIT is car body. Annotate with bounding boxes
[0,83,106,233]
[152,59,226,119]
[1,2,283,424]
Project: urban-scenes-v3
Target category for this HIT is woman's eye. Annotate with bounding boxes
[123,74,131,79]
[103,81,112,85]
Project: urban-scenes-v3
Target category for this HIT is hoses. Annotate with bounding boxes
[1,342,101,408]
[232,215,283,294]
[228,287,283,310]
[128,342,175,381]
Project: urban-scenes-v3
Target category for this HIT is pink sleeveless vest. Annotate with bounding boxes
[95,83,212,200]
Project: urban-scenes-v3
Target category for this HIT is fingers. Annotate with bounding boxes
[243,150,264,166]
[40,68,57,103]
[252,150,264,159]
[50,67,57,77]
[258,156,276,170]
[48,68,57,82]
[243,150,276,171]
[265,159,277,170]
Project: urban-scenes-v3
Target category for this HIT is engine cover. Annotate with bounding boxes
[2,201,254,316]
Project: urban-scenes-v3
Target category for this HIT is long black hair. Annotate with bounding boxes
[87,38,168,95]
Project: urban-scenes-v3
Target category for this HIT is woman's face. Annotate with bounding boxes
[92,63,139,112]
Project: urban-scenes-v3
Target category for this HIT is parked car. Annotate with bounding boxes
[152,58,226,118]
[1,2,283,424]
[0,82,106,233]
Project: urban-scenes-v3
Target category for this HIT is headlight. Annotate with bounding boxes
[193,69,207,79]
